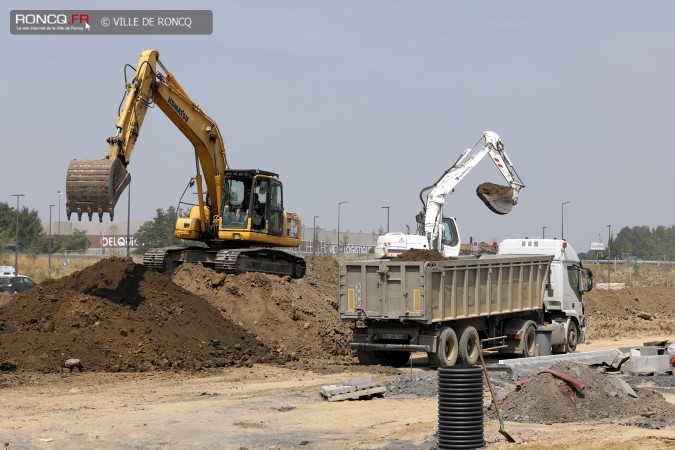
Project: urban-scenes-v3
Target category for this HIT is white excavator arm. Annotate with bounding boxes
[421,131,525,251]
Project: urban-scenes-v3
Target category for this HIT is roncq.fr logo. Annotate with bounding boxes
[14,13,90,27]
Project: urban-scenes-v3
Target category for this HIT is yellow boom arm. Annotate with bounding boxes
[66,49,228,223]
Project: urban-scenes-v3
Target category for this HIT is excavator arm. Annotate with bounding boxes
[420,131,525,250]
[66,49,228,223]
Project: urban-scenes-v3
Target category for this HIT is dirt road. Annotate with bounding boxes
[0,336,673,450]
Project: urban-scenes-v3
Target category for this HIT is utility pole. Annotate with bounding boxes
[561,201,570,240]
[337,201,347,255]
[381,206,390,233]
[607,224,611,286]
[49,204,55,278]
[11,194,25,275]
[57,190,62,236]
[313,215,319,255]
[542,226,547,239]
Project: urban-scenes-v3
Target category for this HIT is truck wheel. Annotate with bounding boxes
[384,352,411,367]
[428,327,458,368]
[521,326,536,357]
[357,350,374,365]
[566,322,579,353]
[458,326,480,365]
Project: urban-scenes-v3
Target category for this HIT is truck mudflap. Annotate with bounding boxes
[350,343,430,352]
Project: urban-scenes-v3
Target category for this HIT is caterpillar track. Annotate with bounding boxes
[143,246,306,279]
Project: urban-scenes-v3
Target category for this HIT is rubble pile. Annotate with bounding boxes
[498,361,675,428]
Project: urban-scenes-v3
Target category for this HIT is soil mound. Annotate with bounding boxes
[499,361,675,427]
[169,255,353,363]
[0,257,280,373]
[584,287,675,339]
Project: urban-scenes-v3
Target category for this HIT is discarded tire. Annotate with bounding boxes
[438,365,484,449]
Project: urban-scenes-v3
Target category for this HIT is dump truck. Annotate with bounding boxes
[340,238,593,367]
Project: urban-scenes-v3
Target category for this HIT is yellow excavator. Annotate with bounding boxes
[66,50,306,278]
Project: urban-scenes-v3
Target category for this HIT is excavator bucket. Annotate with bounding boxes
[65,159,131,222]
[476,182,516,215]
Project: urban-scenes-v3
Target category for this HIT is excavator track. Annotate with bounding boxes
[215,248,306,278]
[143,247,306,279]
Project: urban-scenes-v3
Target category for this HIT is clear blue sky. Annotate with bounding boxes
[2,1,674,251]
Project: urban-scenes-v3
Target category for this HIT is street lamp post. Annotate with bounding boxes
[57,190,62,236]
[337,201,347,255]
[126,181,131,257]
[561,201,571,240]
[542,226,547,239]
[48,204,55,278]
[11,194,25,275]
[607,224,611,285]
[313,215,319,255]
[381,206,390,233]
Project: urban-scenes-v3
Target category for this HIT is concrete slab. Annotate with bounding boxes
[498,350,622,379]
[321,376,386,401]
[627,355,672,374]
[323,386,387,402]
[608,376,638,398]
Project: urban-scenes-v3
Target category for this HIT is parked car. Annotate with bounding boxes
[0,276,36,295]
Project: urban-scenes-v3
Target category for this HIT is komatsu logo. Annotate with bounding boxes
[167,97,189,123]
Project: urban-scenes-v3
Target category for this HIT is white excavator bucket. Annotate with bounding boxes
[476,182,517,215]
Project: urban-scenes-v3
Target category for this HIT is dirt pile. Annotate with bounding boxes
[499,361,675,427]
[476,182,512,197]
[0,257,281,373]
[584,287,675,339]
[170,255,353,362]
[395,249,446,261]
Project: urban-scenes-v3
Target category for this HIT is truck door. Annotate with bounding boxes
[563,264,584,317]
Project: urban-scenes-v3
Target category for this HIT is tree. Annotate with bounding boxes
[134,207,183,254]
[61,230,91,253]
[341,228,350,249]
[0,202,45,254]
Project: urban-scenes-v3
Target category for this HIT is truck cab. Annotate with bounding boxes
[498,239,593,351]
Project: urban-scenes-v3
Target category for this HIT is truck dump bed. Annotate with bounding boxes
[340,255,553,324]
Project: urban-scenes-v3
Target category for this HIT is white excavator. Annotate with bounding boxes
[374,131,525,258]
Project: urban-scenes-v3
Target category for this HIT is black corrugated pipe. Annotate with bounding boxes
[437,365,485,449]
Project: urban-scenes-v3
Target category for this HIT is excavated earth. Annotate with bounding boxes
[0,257,284,373]
[584,287,675,340]
[0,254,672,377]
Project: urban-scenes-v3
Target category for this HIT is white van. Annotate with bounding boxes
[0,266,16,276]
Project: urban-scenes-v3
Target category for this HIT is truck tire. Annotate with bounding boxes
[385,352,411,367]
[357,350,410,367]
[457,326,480,365]
[357,350,375,365]
[428,327,458,368]
[521,325,536,357]
[566,321,579,353]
